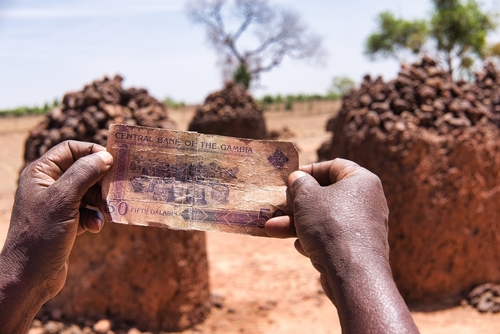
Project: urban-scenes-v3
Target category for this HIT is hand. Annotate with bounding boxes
[266,159,418,333]
[266,159,389,265]
[0,140,113,333]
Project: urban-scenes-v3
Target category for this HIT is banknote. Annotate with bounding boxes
[101,124,298,237]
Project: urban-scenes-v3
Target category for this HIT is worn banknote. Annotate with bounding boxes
[102,124,298,237]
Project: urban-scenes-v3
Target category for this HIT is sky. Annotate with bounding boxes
[0,0,499,109]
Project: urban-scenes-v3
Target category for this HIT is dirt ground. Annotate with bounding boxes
[1,102,499,333]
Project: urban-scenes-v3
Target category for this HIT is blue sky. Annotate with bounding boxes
[0,0,498,109]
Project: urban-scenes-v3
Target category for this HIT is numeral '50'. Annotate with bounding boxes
[106,200,129,216]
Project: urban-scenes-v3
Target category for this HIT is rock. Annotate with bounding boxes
[188,81,267,139]
[359,93,372,106]
[464,283,500,313]
[477,292,495,312]
[93,319,112,333]
[43,320,65,334]
[61,324,83,334]
[28,328,45,334]
[318,58,500,304]
[422,54,438,66]
[425,77,443,90]
[392,98,411,114]
[82,327,93,334]
[366,111,381,127]
[127,328,142,334]
[371,101,390,113]
[31,319,43,328]
[417,85,437,101]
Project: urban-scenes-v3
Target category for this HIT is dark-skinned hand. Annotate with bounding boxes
[266,159,419,334]
[0,140,113,334]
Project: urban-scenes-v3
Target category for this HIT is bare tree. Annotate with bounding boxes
[186,0,325,88]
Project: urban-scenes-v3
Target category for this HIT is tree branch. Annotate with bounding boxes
[185,0,325,86]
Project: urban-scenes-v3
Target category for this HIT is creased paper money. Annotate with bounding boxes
[102,124,298,237]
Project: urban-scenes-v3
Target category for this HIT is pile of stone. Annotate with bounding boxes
[188,81,267,139]
[319,56,500,160]
[318,56,500,304]
[24,76,210,332]
[464,283,500,313]
[24,74,176,164]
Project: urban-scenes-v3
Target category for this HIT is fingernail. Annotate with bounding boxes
[93,211,104,232]
[288,170,307,186]
[93,218,103,232]
[96,151,113,166]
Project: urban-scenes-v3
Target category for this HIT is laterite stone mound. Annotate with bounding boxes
[24,74,176,164]
[24,75,210,332]
[188,81,267,139]
[319,56,500,305]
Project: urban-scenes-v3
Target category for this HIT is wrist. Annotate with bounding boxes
[312,242,392,303]
[0,241,51,333]
[312,246,417,333]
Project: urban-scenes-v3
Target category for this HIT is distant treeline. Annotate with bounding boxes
[0,92,342,117]
[0,100,60,117]
[258,92,341,110]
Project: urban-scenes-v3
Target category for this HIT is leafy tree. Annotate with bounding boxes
[431,0,496,76]
[186,0,325,88]
[365,12,428,61]
[328,76,356,98]
[487,42,500,57]
[365,0,497,77]
[485,41,500,68]
[487,41,500,59]
[232,63,252,88]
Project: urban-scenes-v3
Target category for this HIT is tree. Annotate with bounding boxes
[486,41,500,66]
[328,76,356,98]
[186,0,325,88]
[365,0,497,77]
[232,63,252,89]
[365,12,428,62]
[487,42,500,57]
[430,0,496,76]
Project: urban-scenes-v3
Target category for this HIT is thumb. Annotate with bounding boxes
[51,151,113,201]
[289,170,321,198]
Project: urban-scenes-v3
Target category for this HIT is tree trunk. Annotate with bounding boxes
[446,51,454,77]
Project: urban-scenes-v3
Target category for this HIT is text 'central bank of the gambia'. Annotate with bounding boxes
[114,131,254,154]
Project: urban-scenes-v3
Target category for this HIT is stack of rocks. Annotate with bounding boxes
[188,81,267,139]
[24,75,210,332]
[319,56,500,160]
[464,283,500,313]
[318,56,500,305]
[24,74,176,164]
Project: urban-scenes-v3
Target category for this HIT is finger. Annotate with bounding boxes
[299,162,331,185]
[294,239,308,258]
[300,159,361,186]
[52,150,113,202]
[37,141,109,181]
[84,184,103,209]
[78,207,104,234]
[265,215,296,238]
